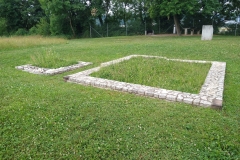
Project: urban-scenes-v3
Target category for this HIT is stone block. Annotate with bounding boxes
[137,89,145,95]
[115,85,123,91]
[200,100,212,107]
[193,99,200,106]
[166,95,176,101]
[183,98,193,104]
[132,88,138,94]
[153,91,161,98]
[122,87,129,92]
[211,98,222,110]
[201,25,213,40]
[159,93,167,99]
[145,92,154,97]
[176,95,183,102]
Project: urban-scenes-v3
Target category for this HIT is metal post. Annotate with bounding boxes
[145,21,147,35]
[126,23,127,36]
[159,19,160,34]
[107,23,108,37]
[235,23,237,36]
[90,25,92,38]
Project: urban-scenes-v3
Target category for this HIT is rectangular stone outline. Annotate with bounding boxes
[64,55,226,109]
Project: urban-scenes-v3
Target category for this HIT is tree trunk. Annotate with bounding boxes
[68,16,75,38]
[173,15,181,36]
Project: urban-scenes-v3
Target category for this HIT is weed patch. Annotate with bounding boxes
[30,48,77,68]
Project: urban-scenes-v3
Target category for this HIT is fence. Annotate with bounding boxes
[86,19,175,38]
[84,20,240,38]
[220,23,240,36]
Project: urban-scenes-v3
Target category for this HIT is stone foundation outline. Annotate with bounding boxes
[16,61,92,75]
[64,55,226,109]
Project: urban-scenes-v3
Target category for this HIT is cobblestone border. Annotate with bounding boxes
[16,61,92,75]
[64,55,226,109]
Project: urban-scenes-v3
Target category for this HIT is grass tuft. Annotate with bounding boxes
[30,48,77,68]
[91,57,211,93]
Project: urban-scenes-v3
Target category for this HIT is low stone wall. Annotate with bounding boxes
[16,61,92,75]
[64,55,226,109]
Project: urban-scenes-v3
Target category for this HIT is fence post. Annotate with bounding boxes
[107,23,108,37]
[159,19,161,34]
[90,25,92,38]
[126,24,127,36]
[145,21,147,35]
[235,23,238,36]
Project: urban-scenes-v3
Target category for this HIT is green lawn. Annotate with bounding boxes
[0,35,239,159]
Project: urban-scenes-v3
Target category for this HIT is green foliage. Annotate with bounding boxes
[40,0,86,37]
[29,26,38,35]
[149,0,220,18]
[15,28,28,36]
[0,0,239,37]
[50,15,64,36]
[35,18,50,36]
[0,18,7,35]
[0,0,44,34]
[149,0,222,35]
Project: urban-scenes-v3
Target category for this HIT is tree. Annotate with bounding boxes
[149,0,196,35]
[0,0,44,34]
[39,0,86,37]
[0,18,7,35]
[149,0,220,35]
[111,0,134,26]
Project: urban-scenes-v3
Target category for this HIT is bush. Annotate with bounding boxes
[15,28,28,36]
[29,26,38,35]
[36,18,50,36]
[50,16,64,36]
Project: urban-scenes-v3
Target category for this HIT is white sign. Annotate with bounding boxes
[201,25,213,40]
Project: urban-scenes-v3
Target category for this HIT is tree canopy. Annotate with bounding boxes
[149,0,222,35]
[0,0,239,37]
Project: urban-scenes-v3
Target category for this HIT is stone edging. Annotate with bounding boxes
[16,61,92,75]
[64,55,226,109]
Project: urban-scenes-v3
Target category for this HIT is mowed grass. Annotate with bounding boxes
[91,57,211,93]
[0,35,240,159]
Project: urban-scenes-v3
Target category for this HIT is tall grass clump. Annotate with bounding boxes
[30,48,77,68]
[91,57,211,93]
[0,35,66,51]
